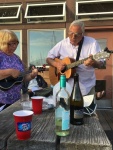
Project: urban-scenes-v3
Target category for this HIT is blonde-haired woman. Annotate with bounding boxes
[0,29,38,111]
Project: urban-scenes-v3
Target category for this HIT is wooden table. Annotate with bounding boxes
[0,101,112,150]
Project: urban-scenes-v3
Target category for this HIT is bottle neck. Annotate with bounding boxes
[60,87,66,90]
[60,75,66,88]
[74,74,79,83]
[60,80,66,88]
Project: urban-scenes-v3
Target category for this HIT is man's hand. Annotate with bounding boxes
[84,54,104,68]
[56,61,66,72]
[84,55,96,67]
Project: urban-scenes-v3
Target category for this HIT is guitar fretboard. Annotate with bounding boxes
[66,58,88,70]
[65,50,110,70]
[19,70,31,77]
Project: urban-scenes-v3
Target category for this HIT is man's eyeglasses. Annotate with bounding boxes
[68,32,83,37]
[7,41,19,47]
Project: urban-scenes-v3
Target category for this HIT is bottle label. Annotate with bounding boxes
[62,110,70,130]
[55,107,63,118]
[74,109,83,119]
[17,122,31,132]
[55,107,70,130]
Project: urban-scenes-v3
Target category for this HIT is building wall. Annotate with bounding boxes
[0,0,113,108]
[0,0,113,65]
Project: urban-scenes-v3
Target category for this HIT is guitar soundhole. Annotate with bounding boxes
[61,67,66,73]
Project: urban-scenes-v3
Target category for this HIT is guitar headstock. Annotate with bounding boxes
[37,64,46,72]
[93,47,112,61]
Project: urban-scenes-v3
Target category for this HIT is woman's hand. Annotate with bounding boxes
[10,69,21,78]
[0,69,20,80]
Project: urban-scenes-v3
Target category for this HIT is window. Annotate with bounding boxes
[14,31,22,59]
[25,2,66,23]
[76,0,113,21]
[0,4,22,24]
[28,29,65,66]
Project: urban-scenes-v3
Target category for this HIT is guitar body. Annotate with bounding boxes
[0,77,23,90]
[49,57,75,85]
[0,66,47,90]
[49,48,111,85]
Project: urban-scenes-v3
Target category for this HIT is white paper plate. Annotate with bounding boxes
[21,100,54,111]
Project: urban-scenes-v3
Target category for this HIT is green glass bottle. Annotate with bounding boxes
[70,73,84,125]
[55,74,70,136]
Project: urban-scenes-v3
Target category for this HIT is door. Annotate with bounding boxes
[85,31,113,108]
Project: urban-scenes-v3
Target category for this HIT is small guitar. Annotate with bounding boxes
[49,47,112,85]
[0,66,47,90]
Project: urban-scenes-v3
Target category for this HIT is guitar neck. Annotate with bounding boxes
[6,66,47,80]
[19,66,47,77]
[65,49,110,70]
[66,57,88,70]
[19,70,31,77]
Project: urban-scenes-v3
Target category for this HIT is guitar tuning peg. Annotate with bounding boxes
[104,47,113,53]
[43,64,46,68]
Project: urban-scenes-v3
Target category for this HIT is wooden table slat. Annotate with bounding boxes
[96,110,111,130]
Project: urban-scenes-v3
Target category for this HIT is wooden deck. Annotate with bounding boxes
[97,109,113,148]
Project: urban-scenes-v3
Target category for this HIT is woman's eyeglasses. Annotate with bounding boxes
[7,41,19,47]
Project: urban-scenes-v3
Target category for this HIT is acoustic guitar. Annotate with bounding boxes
[49,47,112,85]
[0,66,47,90]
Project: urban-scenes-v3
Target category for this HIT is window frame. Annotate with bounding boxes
[13,30,22,59]
[76,0,113,20]
[24,2,66,22]
[76,0,113,15]
[0,4,22,19]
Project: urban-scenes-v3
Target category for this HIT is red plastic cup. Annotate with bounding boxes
[31,96,43,115]
[13,110,34,140]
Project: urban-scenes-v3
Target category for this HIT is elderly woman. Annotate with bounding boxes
[0,29,38,110]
